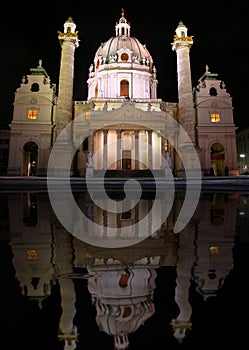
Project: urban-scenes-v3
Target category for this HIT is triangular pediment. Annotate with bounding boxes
[89,103,165,130]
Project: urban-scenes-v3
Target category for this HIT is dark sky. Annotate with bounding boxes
[1,2,248,129]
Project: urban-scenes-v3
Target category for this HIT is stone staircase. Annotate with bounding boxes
[93,169,165,178]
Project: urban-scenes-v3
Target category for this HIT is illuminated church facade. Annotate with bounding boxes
[7,11,239,177]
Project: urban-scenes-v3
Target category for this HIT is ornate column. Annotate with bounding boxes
[51,17,79,176]
[172,21,195,146]
[55,17,79,140]
[172,22,199,176]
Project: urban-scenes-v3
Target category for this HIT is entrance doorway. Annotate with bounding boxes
[210,143,225,176]
[122,150,131,169]
[23,142,38,176]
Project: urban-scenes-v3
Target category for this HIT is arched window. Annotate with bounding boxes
[95,84,98,98]
[31,83,39,92]
[209,87,217,96]
[120,80,129,97]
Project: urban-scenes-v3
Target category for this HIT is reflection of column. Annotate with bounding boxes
[148,130,152,169]
[54,230,78,349]
[117,130,121,170]
[171,223,196,343]
[103,130,108,169]
[58,278,78,350]
[135,130,139,169]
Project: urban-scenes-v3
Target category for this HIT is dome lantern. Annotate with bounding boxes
[115,8,130,37]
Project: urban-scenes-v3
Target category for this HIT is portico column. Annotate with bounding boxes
[135,130,139,169]
[89,133,94,153]
[117,130,121,170]
[161,136,165,169]
[148,130,152,169]
[103,130,108,169]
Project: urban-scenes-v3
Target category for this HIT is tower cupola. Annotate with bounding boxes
[63,16,77,34]
[175,21,188,38]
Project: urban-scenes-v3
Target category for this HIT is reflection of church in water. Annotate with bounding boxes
[7,10,238,177]
[4,190,239,349]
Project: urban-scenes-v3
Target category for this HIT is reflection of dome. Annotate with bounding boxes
[87,9,157,100]
[88,268,157,349]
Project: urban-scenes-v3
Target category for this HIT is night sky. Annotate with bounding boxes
[1,2,248,130]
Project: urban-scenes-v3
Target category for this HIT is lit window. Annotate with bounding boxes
[28,110,38,120]
[210,113,220,123]
[26,249,38,260]
[209,246,219,255]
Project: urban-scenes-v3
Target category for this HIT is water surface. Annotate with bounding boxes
[1,189,248,349]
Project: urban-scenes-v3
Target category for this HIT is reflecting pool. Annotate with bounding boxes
[1,189,249,349]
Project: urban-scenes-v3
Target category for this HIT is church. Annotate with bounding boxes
[7,11,239,178]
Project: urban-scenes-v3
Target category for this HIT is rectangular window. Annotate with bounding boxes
[210,113,220,123]
[28,110,38,120]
